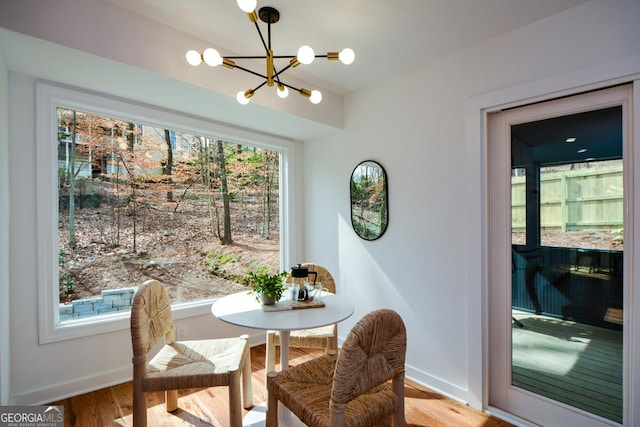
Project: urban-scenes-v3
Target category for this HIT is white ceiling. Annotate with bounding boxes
[103,0,590,97]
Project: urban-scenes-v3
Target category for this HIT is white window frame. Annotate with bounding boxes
[36,82,296,344]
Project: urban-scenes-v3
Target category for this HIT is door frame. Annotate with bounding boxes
[487,85,632,426]
[461,57,640,425]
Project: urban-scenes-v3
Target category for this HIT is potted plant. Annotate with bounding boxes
[247,269,289,305]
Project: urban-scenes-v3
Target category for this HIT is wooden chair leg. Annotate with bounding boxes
[165,389,178,412]
[392,374,406,427]
[264,330,277,398]
[240,335,254,408]
[132,386,147,426]
[266,371,279,427]
[228,366,243,427]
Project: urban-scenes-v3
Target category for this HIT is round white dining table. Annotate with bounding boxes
[211,291,354,426]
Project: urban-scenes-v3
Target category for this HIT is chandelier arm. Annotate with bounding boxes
[216,54,333,61]
[252,80,269,92]
[224,55,268,59]
[277,81,303,93]
[233,64,268,80]
[272,63,294,80]
[273,73,287,89]
[253,21,270,54]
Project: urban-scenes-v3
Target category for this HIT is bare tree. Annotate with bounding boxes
[68,111,77,249]
[216,140,233,245]
[196,137,222,239]
[163,129,174,201]
[261,151,277,239]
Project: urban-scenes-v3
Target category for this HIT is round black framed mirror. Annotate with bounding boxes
[350,160,388,240]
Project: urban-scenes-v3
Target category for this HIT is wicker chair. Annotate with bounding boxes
[264,263,338,392]
[266,308,407,427]
[130,279,253,427]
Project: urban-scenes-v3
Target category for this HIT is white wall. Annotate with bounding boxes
[304,0,640,407]
[1,0,640,418]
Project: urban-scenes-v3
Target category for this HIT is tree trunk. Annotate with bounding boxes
[126,122,135,152]
[164,129,173,201]
[262,152,273,239]
[124,123,137,252]
[216,140,233,245]
[68,111,77,249]
[200,138,220,239]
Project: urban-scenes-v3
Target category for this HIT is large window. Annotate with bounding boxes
[37,83,293,343]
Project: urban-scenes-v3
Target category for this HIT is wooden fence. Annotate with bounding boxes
[512,164,623,232]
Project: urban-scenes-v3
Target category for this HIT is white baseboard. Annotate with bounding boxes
[404,364,469,406]
[11,330,267,406]
[12,365,132,405]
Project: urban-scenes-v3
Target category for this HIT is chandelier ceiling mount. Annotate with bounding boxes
[257,6,279,24]
[185,1,355,105]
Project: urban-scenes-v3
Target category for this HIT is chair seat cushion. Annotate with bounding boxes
[143,337,246,391]
[271,354,398,427]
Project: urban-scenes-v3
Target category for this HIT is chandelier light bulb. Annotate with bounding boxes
[185,50,202,66]
[297,45,315,65]
[236,90,251,105]
[276,85,289,99]
[339,48,355,65]
[203,48,223,67]
[309,90,322,104]
[236,0,256,13]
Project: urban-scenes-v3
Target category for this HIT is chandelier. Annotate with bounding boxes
[185,0,355,105]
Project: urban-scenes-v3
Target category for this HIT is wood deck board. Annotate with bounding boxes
[512,311,622,423]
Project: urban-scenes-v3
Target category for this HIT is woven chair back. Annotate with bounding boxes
[331,309,406,406]
[131,279,175,358]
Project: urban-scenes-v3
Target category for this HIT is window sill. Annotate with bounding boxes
[40,298,218,344]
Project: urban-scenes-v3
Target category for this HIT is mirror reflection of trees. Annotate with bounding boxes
[350,161,388,240]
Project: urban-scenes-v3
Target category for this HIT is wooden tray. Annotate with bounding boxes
[292,299,325,310]
[261,299,325,312]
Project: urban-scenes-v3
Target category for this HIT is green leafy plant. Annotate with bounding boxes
[59,249,74,293]
[247,268,289,303]
[204,251,239,274]
[61,272,74,293]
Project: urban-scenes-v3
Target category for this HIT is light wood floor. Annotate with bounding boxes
[50,344,513,427]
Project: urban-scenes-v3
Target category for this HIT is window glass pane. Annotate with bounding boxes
[509,103,624,423]
[57,108,281,321]
[511,167,526,245]
[539,160,623,250]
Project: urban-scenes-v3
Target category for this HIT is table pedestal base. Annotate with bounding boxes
[244,331,304,426]
[243,402,305,427]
